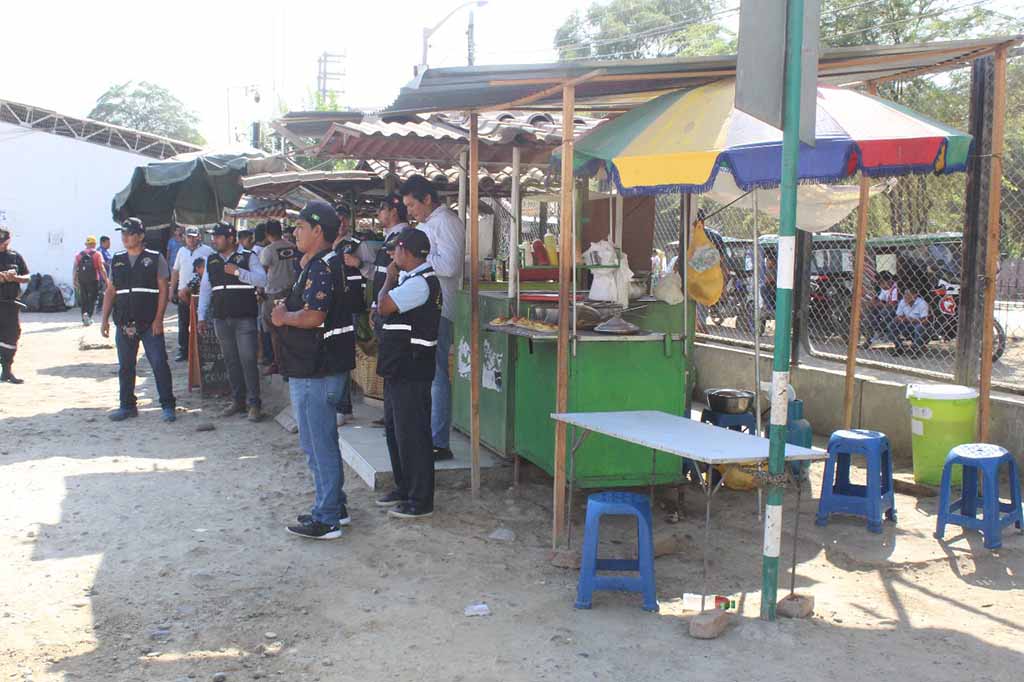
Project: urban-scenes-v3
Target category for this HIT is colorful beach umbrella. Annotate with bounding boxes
[568,79,971,194]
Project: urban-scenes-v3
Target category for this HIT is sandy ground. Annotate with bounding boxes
[1,310,1022,682]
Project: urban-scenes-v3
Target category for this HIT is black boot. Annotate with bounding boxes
[1,363,23,384]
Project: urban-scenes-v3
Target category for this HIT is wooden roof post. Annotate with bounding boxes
[553,84,575,549]
[469,113,482,496]
[509,145,521,306]
[979,46,1008,440]
[843,81,877,429]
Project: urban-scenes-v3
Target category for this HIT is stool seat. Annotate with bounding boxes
[816,429,896,533]
[935,444,1023,550]
[575,492,657,612]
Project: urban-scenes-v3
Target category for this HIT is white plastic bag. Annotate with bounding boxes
[653,271,684,305]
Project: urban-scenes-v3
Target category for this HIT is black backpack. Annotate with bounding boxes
[77,250,97,284]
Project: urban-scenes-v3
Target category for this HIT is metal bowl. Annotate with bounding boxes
[705,388,755,414]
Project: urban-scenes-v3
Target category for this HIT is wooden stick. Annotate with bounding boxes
[979,46,1008,441]
[552,84,575,549]
[843,81,877,429]
[486,70,605,111]
[469,113,482,496]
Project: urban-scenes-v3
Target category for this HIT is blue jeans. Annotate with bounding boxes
[432,316,453,449]
[289,374,347,524]
[889,319,927,347]
[116,323,175,409]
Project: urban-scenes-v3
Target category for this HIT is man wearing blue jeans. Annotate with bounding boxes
[400,175,465,461]
[273,201,357,540]
[100,218,176,423]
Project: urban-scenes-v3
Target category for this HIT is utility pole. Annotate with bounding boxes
[467,9,476,66]
[316,52,346,105]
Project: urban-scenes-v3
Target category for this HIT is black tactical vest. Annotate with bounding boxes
[277,249,356,379]
[207,249,258,319]
[336,237,366,313]
[376,265,442,382]
[371,227,405,304]
[111,249,161,325]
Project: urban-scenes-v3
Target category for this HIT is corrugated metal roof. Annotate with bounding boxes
[273,110,599,165]
[358,159,548,196]
[382,36,1022,115]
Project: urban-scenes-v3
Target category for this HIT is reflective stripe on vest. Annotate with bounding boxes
[115,287,158,295]
[323,325,355,339]
[376,265,389,273]
[347,275,363,281]
[382,323,412,331]
[212,284,255,291]
[410,338,438,347]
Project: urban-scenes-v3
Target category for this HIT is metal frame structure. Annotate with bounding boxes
[0,98,201,160]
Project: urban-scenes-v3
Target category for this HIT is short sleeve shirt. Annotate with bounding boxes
[75,250,105,278]
[896,297,929,320]
[300,257,335,313]
[390,262,432,313]
[878,284,899,303]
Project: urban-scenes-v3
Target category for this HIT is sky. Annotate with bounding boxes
[1,0,585,146]
[2,0,1019,147]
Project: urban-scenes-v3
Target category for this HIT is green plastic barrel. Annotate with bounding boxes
[906,384,978,486]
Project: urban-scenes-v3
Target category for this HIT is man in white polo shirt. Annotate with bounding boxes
[169,226,214,362]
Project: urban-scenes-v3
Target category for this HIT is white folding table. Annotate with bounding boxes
[550,410,827,609]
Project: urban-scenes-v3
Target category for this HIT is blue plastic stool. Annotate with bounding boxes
[816,429,896,533]
[935,444,1023,550]
[701,409,757,434]
[575,492,657,612]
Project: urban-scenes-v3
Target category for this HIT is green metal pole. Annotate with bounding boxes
[760,0,805,621]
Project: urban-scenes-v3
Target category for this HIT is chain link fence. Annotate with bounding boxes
[661,55,1024,393]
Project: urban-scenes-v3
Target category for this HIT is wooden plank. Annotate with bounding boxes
[484,69,605,112]
[979,46,1008,440]
[843,82,877,430]
[552,84,575,550]
[469,113,482,496]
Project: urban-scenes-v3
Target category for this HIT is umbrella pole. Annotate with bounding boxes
[843,82,877,430]
[752,190,763,521]
[761,0,806,622]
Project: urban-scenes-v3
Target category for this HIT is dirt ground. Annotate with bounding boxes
[1,310,1022,682]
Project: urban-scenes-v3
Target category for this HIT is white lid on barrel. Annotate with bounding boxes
[906,383,979,401]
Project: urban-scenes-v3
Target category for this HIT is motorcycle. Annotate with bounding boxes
[922,277,1006,362]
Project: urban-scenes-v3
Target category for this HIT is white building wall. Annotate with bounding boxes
[0,121,152,287]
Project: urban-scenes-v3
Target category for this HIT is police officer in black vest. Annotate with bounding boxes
[331,205,372,425]
[197,222,267,422]
[100,218,177,422]
[0,228,30,384]
[272,201,356,540]
[370,193,410,311]
[375,228,442,519]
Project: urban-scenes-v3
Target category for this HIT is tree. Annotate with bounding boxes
[553,0,734,61]
[88,82,205,145]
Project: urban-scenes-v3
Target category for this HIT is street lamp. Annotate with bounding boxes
[419,0,488,73]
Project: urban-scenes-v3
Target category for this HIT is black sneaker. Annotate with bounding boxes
[433,447,454,461]
[296,506,351,527]
[375,491,406,508]
[1,373,24,385]
[388,502,433,519]
[174,350,187,362]
[286,520,343,540]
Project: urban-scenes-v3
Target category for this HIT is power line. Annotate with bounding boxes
[827,0,996,40]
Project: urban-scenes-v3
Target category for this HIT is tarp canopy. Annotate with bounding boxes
[111,149,293,227]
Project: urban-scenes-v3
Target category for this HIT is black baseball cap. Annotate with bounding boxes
[118,217,145,235]
[212,222,236,238]
[395,228,430,258]
[0,228,10,242]
[299,201,341,232]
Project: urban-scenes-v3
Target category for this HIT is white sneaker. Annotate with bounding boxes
[336,413,348,426]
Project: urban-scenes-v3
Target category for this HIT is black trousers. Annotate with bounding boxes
[79,281,99,317]
[383,378,434,510]
[0,304,20,365]
[177,299,191,353]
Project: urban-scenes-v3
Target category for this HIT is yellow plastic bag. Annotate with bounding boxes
[686,219,725,306]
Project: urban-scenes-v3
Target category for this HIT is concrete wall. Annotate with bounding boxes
[693,342,1024,467]
[0,122,151,287]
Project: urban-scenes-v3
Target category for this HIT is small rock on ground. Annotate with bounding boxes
[777,593,815,619]
[689,609,731,639]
